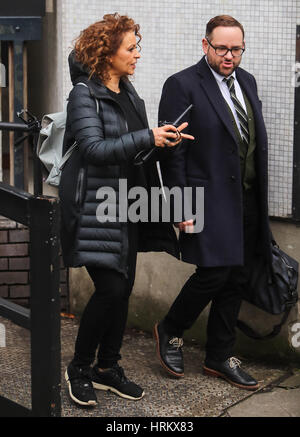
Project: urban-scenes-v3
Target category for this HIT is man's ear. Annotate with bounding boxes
[202,38,208,55]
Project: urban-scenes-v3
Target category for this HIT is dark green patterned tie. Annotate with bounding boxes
[224,76,249,145]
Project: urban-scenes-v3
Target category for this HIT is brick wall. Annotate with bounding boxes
[0,217,69,311]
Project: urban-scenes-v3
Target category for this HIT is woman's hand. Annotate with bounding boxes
[152,122,194,148]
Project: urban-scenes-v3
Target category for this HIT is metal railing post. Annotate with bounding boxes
[29,195,61,417]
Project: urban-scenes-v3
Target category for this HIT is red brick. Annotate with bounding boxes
[9,229,30,243]
[0,285,8,297]
[0,271,28,284]
[0,244,28,257]
[9,298,30,308]
[10,285,30,298]
[0,231,8,243]
[0,218,17,229]
[16,223,27,229]
[9,257,30,271]
[0,258,8,270]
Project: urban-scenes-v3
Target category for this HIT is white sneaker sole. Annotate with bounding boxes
[65,369,97,406]
[92,381,145,401]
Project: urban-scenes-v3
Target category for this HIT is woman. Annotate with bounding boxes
[59,13,194,407]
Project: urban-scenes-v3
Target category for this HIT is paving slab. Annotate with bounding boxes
[226,387,300,417]
[278,372,300,389]
[0,316,291,417]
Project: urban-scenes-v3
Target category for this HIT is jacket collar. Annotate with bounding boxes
[196,57,240,145]
[80,77,148,128]
[196,56,260,146]
[235,68,265,140]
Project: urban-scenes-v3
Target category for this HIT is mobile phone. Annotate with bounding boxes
[134,104,193,165]
[159,104,193,142]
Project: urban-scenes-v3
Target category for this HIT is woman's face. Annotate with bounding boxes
[108,31,141,78]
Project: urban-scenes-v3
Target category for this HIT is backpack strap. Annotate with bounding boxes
[59,140,78,171]
[60,82,99,168]
[76,82,99,114]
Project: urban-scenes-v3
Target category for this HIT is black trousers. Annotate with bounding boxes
[72,222,139,369]
[163,188,260,362]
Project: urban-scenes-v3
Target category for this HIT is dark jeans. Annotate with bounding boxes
[72,223,138,369]
[163,188,260,362]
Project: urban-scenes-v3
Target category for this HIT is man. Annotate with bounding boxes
[154,15,271,390]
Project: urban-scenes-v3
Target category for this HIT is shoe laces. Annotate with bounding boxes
[229,357,242,369]
[169,337,184,349]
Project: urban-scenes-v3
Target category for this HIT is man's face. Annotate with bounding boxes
[202,26,245,77]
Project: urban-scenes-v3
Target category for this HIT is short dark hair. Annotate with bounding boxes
[206,15,245,40]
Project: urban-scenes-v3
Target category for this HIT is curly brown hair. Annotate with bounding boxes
[74,13,141,83]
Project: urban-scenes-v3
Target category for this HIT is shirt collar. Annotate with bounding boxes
[205,56,236,84]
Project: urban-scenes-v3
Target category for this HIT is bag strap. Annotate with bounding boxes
[59,141,78,170]
[60,82,99,169]
[76,82,99,114]
[236,306,292,340]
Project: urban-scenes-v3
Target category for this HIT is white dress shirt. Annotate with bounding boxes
[205,57,247,138]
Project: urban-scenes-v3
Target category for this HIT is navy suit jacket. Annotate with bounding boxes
[158,56,270,267]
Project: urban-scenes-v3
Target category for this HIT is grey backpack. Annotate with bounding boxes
[37,82,99,186]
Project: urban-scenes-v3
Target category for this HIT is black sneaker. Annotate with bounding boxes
[91,364,144,400]
[65,362,97,406]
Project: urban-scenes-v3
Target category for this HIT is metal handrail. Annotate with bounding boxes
[0,110,43,195]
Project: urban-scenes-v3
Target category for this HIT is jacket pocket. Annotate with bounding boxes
[75,168,85,207]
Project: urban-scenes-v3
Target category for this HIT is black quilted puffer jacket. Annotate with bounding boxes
[59,52,179,274]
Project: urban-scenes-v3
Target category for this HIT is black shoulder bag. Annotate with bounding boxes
[237,240,299,340]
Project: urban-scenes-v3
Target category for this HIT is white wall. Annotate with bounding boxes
[57,0,300,218]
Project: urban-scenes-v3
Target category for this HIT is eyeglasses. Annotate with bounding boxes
[205,37,245,57]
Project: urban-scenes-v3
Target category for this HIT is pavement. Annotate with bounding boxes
[0,315,300,418]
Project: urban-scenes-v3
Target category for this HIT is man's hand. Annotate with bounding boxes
[175,219,194,233]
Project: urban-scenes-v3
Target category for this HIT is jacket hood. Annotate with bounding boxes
[68,50,90,85]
